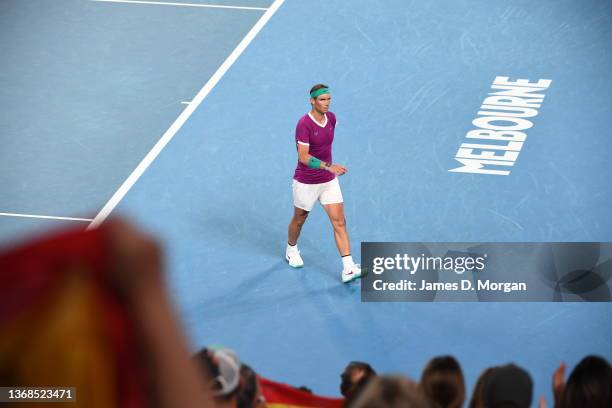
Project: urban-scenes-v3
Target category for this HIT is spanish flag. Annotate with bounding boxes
[259,377,343,408]
[0,227,146,408]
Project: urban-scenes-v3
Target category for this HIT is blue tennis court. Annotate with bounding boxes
[1,0,611,402]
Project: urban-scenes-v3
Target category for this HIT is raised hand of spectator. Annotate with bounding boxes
[552,362,566,407]
[105,218,164,302]
[104,218,215,408]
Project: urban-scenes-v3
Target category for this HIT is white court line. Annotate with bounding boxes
[88,0,285,229]
[91,0,268,11]
[0,212,93,222]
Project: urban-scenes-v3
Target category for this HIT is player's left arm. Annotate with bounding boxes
[298,143,346,175]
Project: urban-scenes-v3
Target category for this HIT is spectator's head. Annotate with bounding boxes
[351,375,430,408]
[340,361,377,406]
[341,361,377,396]
[195,347,242,407]
[482,364,533,408]
[420,355,465,408]
[468,367,495,408]
[236,364,265,408]
[560,355,612,408]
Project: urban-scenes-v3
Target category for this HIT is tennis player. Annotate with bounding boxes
[285,84,362,283]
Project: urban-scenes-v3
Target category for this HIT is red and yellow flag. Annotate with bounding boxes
[259,377,343,408]
[0,227,146,408]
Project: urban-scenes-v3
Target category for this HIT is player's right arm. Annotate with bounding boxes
[297,143,346,175]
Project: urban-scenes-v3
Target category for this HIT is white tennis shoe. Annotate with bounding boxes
[342,263,362,283]
[285,245,304,268]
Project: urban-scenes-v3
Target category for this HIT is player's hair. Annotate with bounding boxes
[310,83,329,97]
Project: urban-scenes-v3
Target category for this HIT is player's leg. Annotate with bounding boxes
[322,202,350,255]
[286,180,315,268]
[286,206,308,268]
[320,179,362,283]
[288,206,309,246]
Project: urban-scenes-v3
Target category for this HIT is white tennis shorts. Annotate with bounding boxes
[292,177,344,212]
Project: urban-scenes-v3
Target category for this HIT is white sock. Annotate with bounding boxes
[287,243,298,253]
[341,255,354,270]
